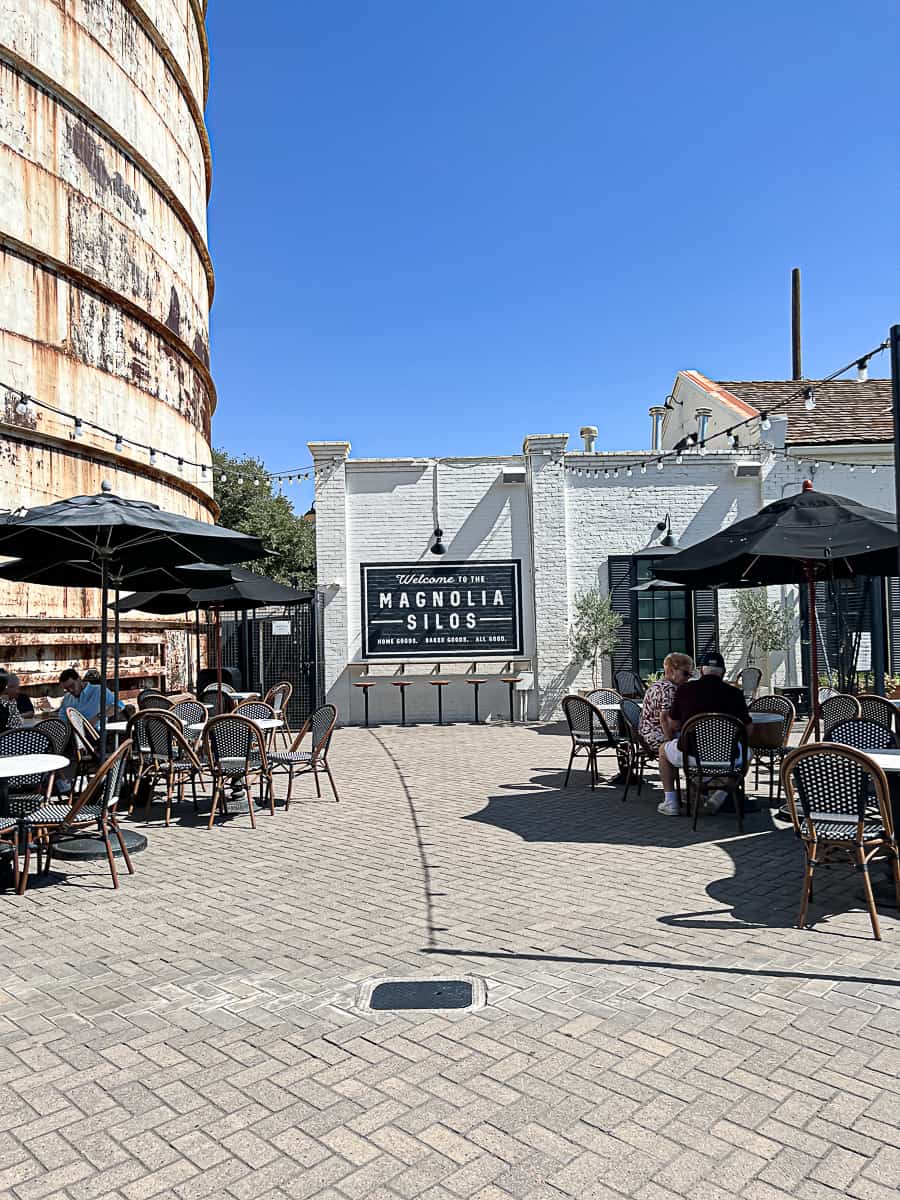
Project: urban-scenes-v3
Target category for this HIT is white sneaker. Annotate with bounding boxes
[706,789,728,813]
[657,798,680,817]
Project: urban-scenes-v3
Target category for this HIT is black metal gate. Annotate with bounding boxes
[214,596,319,727]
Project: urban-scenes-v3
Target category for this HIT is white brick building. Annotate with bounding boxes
[311,373,897,724]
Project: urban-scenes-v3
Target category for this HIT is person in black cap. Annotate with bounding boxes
[657,651,751,816]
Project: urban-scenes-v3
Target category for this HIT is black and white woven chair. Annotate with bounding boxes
[749,695,795,803]
[135,713,205,826]
[201,687,236,715]
[584,688,622,708]
[24,741,135,891]
[799,693,861,744]
[266,703,339,805]
[857,694,897,735]
[138,693,174,711]
[202,714,273,828]
[562,696,619,789]
[614,669,646,699]
[263,682,293,748]
[171,699,207,732]
[782,744,900,939]
[619,698,657,802]
[828,718,897,753]
[679,712,749,832]
[65,708,100,788]
[33,717,70,757]
[0,727,56,819]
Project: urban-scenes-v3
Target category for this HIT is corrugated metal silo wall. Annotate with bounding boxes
[0,0,216,695]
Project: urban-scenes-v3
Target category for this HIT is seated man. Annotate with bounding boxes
[58,668,123,729]
[4,673,34,717]
[657,651,752,817]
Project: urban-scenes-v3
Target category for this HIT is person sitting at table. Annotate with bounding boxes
[0,681,23,732]
[657,651,752,817]
[639,653,694,751]
[3,674,34,717]
[58,668,124,729]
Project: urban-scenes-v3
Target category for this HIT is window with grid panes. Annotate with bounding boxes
[635,560,687,678]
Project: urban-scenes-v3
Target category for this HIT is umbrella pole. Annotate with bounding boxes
[216,607,223,698]
[113,588,121,711]
[99,558,110,759]
[807,564,820,740]
[195,608,201,693]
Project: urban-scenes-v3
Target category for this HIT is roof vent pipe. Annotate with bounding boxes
[580,425,598,453]
[696,408,711,445]
[649,406,666,452]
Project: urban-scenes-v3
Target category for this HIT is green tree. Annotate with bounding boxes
[725,588,791,664]
[569,589,622,689]
[212,448,316,588]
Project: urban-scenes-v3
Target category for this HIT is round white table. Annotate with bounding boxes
[189,717,282,736]
[0,753,69,780]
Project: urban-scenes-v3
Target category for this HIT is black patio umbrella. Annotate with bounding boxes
[653,482,899,733]
[113,566,308,696]
[0,490,265,750]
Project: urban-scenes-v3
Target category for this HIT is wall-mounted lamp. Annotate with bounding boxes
[656,513,678,549]
[430,527,447,555]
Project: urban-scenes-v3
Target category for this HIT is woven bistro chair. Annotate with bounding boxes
[562,695,619,790]
[619,698,657,802]
[858,694,897,733]
[234,700,279,750]
[799,693,861,745]
[170,699,207,730]
[735,667,762,702]
[584,688,622,708]
[828,718,897,753]
[34,717,70,756]
[138,693,174,711]
[125,710,182,811]
[262,682,293,748]
[24,741,135,891]
[614,669,646,699]
[679,712,750,833]
[782,744,900,939]
[749,695,795,803]
[202,714,273,829]
[0,727,56,819]
[266,703,339,805]
[65,708,100,788]
[140,713,205,827]
[0,817,20,893]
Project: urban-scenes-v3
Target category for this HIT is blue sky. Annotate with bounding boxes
[205,0,897,508]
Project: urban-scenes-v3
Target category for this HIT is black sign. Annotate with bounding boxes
[360,561,523,659]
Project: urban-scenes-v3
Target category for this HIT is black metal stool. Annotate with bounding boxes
[353,680,377,727]
[430,679,450,725]
[466,677,488,723]
[391,680,414,726]
[499,675,521,722]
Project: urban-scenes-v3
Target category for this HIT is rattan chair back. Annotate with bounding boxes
[827,718,896,752]
[614,670,646,698]
[749,694,795,744]
[0,727,53,794]
[263,682,292,715]
[171,700,207,726]
[680,712,747,775]
[34,717,70,756]
[138,693,174,711]
[65,707,99,753]
[584,688,622,708]
[822,694,862,736]
[204,714,268,773]
[562,695,615,746]
[143,714,202,772]
[858,694,896,731]
[309,704,337,759]
[233,701,276,723]
[66,740,133,822]
[783,743,893,838]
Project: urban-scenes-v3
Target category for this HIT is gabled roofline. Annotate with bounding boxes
[678,371,760,419]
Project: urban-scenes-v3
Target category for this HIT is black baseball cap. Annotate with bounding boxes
[700,652,726,670]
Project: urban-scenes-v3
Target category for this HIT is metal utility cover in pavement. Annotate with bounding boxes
[357,976,486,1012]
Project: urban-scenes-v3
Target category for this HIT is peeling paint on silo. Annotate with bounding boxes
[0,0,217,691]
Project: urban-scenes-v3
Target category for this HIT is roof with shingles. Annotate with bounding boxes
[714,379,893,446]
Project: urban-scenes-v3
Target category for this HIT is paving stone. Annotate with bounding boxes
[1,724,898,1199]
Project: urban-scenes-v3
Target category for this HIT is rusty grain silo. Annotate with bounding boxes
[0,0,217,694]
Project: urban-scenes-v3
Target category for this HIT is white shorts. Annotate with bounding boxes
[663,739,748,769]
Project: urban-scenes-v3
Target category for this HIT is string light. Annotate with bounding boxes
[804,386,816,411]
[73,417,84,438]
[857,358,869,382]
[114,433,124,452]
[760,412,771,431]
[640,463,647,475]
[676,451,683,464]
[14,396,30,416]
[657,459,664,471]
[177,457,184,474]
[149,448,157,467]
[626,464,633,478]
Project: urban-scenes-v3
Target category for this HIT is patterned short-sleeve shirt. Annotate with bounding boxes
[639,678,676,749]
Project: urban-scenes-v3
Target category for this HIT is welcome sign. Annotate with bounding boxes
[360,561,523,659]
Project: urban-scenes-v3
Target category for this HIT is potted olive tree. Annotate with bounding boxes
[725,588,792,678]
[570,588,622,690]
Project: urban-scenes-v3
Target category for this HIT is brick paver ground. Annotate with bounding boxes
[1,721,899,1200]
